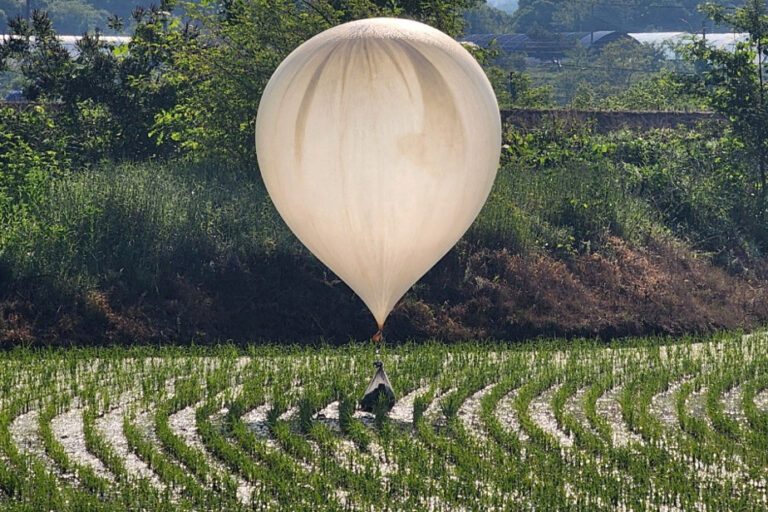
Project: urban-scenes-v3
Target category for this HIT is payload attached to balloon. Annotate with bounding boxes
[255,17,501,336]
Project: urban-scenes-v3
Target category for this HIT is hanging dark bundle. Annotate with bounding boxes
[360,361,396,413]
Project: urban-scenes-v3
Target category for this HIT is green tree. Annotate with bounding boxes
[463,3,516,34]
[0,0,111,34]
[507,69,553,106]
[151,0,479,163]
[0,5,194,162]
[600,70,705,110]
[683,0,768,210]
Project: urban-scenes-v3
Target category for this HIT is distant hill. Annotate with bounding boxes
[487,0,519,13]
[0,0,196,35]
[509,0,741,33]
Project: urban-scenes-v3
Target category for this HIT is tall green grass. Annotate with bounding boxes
[1,160,298,290]
[0,121,760,296]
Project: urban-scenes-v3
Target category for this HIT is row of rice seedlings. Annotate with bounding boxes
[670,342,764,475]
[71,353,223,509]
[381,362,470,510]
[0,397,121,511]
[552,347,648,508]
[82,403,180,510]
[496,338,728,510]
[203,354,349,510]
[122,384,247,510]
[742,371,768,435]
[150,353,247,490]
[80,357,189,508]
[524,353,638,510]
[582,373,615,443]
[510,360,585,510]
[436,366,543,509]
[620,337,766,510]
[412,377,487,504]
[0,395,69,506]
[197,362,300,505]
[552,341,697,509]
[197,399,288,509]
[485,351,582,506]
[86,356,208,509]
[480,348,611,509]
[625,345,715,509]
[154,375,242,500]
[705,362,747,439]
[740,366,768,507]
[0,353,125,510]
[703,356,768,466]
[550,358,644,508]
[551,354,613,453]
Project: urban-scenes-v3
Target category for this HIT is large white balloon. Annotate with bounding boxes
[255,17,501,330]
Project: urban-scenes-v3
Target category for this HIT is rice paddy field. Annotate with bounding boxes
[2,332,768,511]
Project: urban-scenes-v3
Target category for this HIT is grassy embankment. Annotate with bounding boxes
[2,121,768,345]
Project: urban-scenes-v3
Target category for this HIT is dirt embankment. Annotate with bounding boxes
[2,237,768,346]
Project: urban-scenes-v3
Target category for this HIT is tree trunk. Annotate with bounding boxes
[759,151,767,221]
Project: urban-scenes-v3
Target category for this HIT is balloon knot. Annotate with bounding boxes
[372,329,382,343]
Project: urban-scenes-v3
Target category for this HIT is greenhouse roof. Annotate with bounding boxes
[462,31,750,59]
[461,31,633,58]
[628,32,747,58]
[0,35,131,56]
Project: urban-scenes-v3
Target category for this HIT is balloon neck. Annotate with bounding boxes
[372,327,383,343]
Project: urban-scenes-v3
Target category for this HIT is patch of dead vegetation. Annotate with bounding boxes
[3,237,768,346]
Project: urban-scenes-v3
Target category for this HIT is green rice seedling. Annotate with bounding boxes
[373,393,391,432]
[297,397,316,435]
[338,395,370,450]
[676,380,708,440]
[412,391,432,426]
[266,399,285,429]
[583,374,613,443]
[439,391,462,421]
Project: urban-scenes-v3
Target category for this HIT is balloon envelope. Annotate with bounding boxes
[255,17,501,328]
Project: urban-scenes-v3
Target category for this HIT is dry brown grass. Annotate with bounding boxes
[3,238,768,346]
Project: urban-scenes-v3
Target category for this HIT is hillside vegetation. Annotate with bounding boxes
[3,119,768,344]
[2,1,768,345]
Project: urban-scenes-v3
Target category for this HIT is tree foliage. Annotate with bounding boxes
[0,106,66,223]
[0,5,192,161]
[150,0,477,163]
[464,3,517,34]
[2,0,480,164]
[683,0,768,211]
